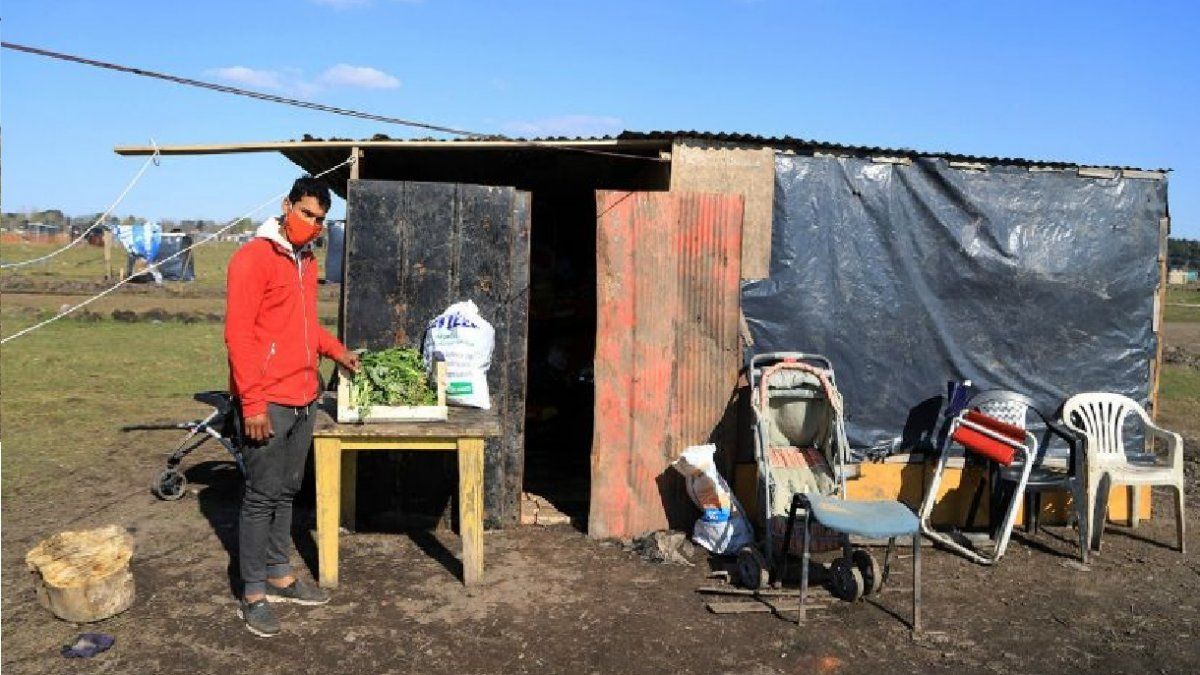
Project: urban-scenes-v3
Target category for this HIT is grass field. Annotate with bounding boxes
[0,238,330,292]
[0,239,335,494]
[1,239,243,291]
[1166,284,1200,322]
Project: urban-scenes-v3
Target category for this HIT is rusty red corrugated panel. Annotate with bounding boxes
[589,190,744,540]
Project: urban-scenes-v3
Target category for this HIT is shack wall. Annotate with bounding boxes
[743,155,1169,451]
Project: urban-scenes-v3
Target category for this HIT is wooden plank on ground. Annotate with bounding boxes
[1151,215,1169,420]
[696,586,803,597]
[706,600,825,614]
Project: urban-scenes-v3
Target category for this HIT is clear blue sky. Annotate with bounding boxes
[3,0,1198,238]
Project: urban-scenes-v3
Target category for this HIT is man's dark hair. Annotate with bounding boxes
[288,175,332,211]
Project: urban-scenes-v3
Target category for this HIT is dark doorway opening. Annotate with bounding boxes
[522,187,597,526]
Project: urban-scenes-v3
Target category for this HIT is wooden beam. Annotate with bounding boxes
[948,161,987,172]
[1122,169,1167,180]
[1077,167,1119,179]
[338,146,361,344]
[102,229,113,281]
[696,586,803,597]
[113,138,668,156]
[706,600,826,614]
[1151,215,1170,420]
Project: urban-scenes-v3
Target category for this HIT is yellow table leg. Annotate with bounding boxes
[457,437,485,585]
[340,451,357,532]
[314,437,342,588]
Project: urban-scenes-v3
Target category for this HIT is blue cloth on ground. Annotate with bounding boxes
[805,493,919,539]
[61,633,115,658]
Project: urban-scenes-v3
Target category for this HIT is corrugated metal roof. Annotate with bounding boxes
[292,130,1168,172]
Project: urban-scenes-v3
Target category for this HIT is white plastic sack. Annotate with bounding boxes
[672,444,754,555]
[423,300,495,409]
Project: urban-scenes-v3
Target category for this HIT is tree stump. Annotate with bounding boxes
[25,525,135,623]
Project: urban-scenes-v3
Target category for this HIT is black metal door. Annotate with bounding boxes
[343,179,531,527]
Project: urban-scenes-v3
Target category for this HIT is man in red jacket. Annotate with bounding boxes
[225,175,359,637]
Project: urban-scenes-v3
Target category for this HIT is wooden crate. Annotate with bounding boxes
[336,361,448,423]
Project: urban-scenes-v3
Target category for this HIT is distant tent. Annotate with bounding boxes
[123,232,195,283]
[155,233,195,281]
[115,220,161,261]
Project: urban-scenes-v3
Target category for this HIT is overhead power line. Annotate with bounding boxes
[1,41,664,162]
[2,42,484,138]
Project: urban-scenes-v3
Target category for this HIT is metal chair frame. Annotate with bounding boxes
[919,390,1037,565]
[969,390,1090,563]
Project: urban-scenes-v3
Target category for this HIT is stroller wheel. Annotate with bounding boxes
[851,548,884,595]
[736,545,770,590]
[829,557,864,602]
[152,469,187,501]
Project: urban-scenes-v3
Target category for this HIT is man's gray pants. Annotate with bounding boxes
[238,401,316,596]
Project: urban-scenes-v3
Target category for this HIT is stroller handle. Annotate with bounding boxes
[748,352,833,389]
[750,352,832,370]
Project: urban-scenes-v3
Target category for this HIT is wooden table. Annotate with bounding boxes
[312,400,501,588]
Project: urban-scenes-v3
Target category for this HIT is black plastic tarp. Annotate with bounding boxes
[743,155,1167,450]
[156,234,195,281]
[323,219,345,283]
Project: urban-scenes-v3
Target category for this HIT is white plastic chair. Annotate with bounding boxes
[1061,393,1186,554]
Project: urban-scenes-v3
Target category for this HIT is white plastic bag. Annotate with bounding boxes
[672,444,754,555]
[423,300,495,409]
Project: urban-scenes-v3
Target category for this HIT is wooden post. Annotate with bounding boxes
[338,147,362,344]
[314,438,342,588]
[1151,215,1170,421]
[102,229,113,280]
[334,147,363,530]
[457,437,485,585]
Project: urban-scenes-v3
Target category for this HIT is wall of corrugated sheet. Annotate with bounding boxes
[589,190,744,539]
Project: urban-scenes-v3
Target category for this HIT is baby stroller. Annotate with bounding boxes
[122,391,244,500]
[738,353,921,630]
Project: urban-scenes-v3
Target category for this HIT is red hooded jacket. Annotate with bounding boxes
[224,218,347,417]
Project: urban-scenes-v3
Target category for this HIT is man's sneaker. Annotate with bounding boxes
[237,598,280,638]
[265,578,331,606]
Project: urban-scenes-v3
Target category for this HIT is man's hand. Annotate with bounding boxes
[244,413,274,443]
[333,350,361,373]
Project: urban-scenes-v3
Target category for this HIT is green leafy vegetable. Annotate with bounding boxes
[349,347,437,417]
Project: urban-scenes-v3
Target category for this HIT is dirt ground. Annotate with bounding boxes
[2,289,1199,674]
[1165,321,1200,354]
[2,458,1198,675]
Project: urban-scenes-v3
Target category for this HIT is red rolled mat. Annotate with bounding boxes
[962,409,1027,442]
[952,424,1018,466]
